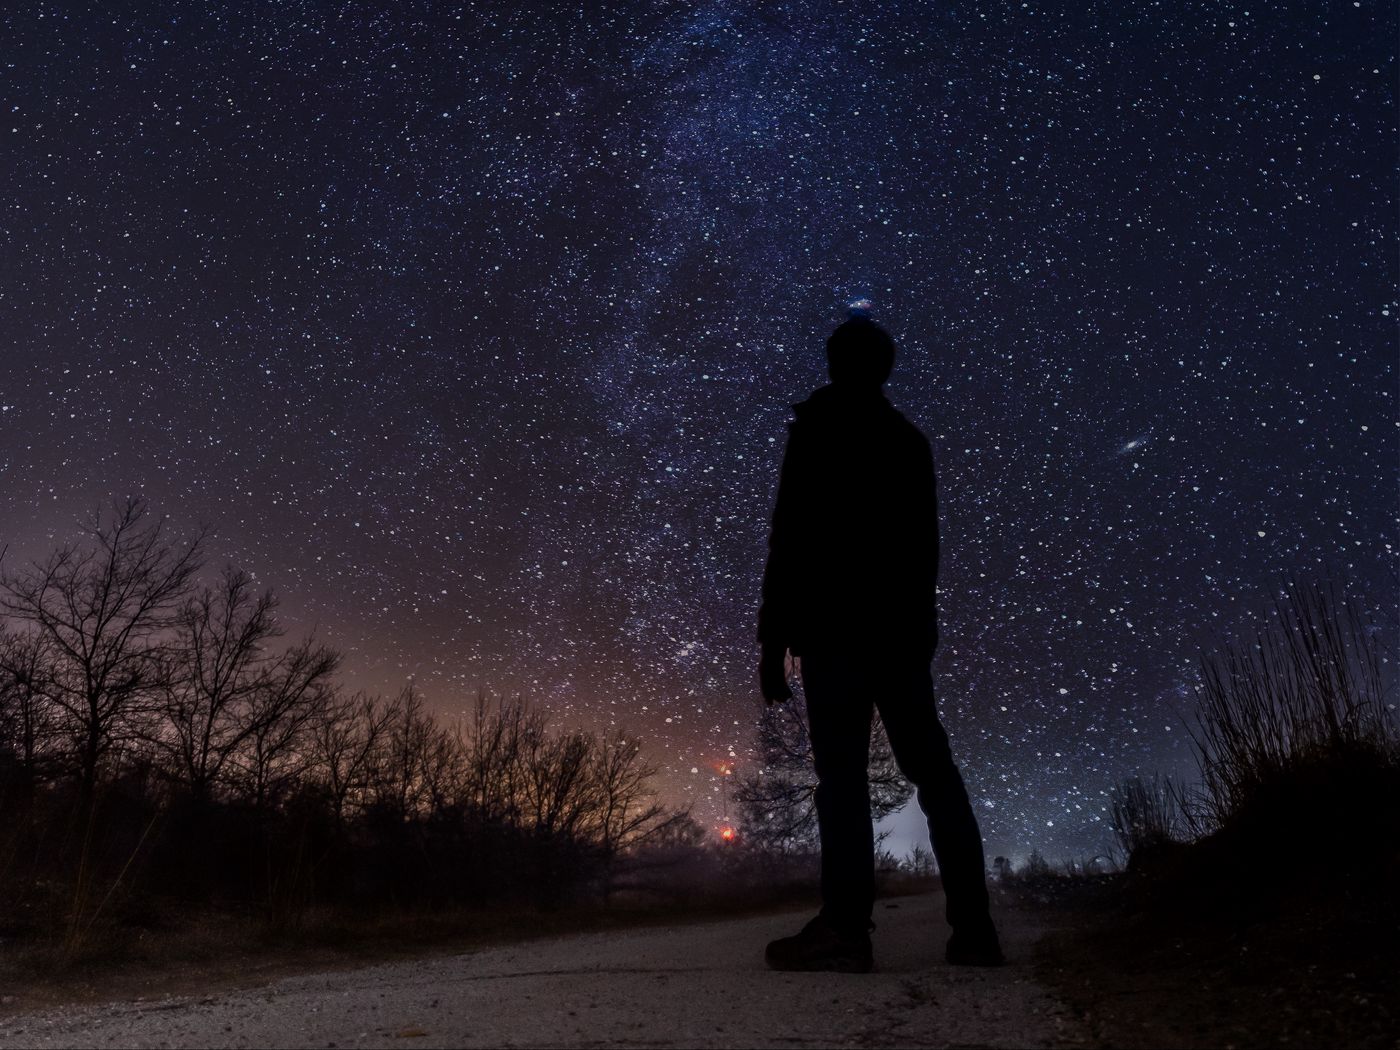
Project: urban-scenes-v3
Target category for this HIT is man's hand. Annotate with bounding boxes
[759,644,793,704]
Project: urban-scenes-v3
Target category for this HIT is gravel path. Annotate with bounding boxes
[0,895,1085,1048]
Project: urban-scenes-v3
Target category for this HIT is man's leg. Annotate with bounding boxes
[874,657,994,936]
[800,649,876,936]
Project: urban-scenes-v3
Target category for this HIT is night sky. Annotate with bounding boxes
[2,3,1395,860]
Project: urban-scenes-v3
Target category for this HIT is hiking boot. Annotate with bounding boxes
[945,922,1005,966]
[765,915,874,973]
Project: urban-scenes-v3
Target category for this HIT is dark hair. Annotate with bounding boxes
[826,317,895,387]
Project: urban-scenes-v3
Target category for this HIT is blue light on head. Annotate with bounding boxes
[846,298,875,319]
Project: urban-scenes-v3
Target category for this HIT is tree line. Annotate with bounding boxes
[0,498,688,939]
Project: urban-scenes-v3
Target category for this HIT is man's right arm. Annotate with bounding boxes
[758,424,802,701]
[758,424,801,651]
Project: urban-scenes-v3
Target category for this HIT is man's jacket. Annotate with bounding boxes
[758,383,940,657]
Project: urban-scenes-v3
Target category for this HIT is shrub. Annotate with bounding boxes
[1189,576,1395,830]
[1108,774,1181,864]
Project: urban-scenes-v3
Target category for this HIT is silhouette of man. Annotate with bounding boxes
[758,310,1003,971]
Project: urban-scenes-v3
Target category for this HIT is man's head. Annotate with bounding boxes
[826,316,895,388]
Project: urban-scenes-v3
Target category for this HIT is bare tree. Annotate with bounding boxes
[156,567,280,800]
[461,692,527,827]
[232,637,339,809]
[369,682,438,820]
[905,844,936,876]
[519,714,596,839]
[589,729,665,857]
[420,716,466,818]
[734,701,911,854]
[308,690,395,821]
[644,809,707,850]
[0,627,60,800]
[0,498,204,801]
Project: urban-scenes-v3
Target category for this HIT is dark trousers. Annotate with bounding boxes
[800,647,992,935]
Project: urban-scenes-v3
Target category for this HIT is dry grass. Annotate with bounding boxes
[1189,575,1394,832]
[1029,573,1400,1049]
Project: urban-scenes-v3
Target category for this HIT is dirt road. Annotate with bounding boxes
[0,895,1084,1048]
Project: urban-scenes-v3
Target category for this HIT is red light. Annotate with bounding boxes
[720,826,735,842]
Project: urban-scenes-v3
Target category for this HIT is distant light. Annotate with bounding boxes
[720,826,735,842]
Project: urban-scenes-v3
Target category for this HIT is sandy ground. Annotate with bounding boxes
[0,894,1086,1049]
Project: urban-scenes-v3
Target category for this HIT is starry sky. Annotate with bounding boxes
[1,2,1395,860]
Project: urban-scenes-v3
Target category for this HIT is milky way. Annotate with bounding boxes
[2,3,1395,858]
